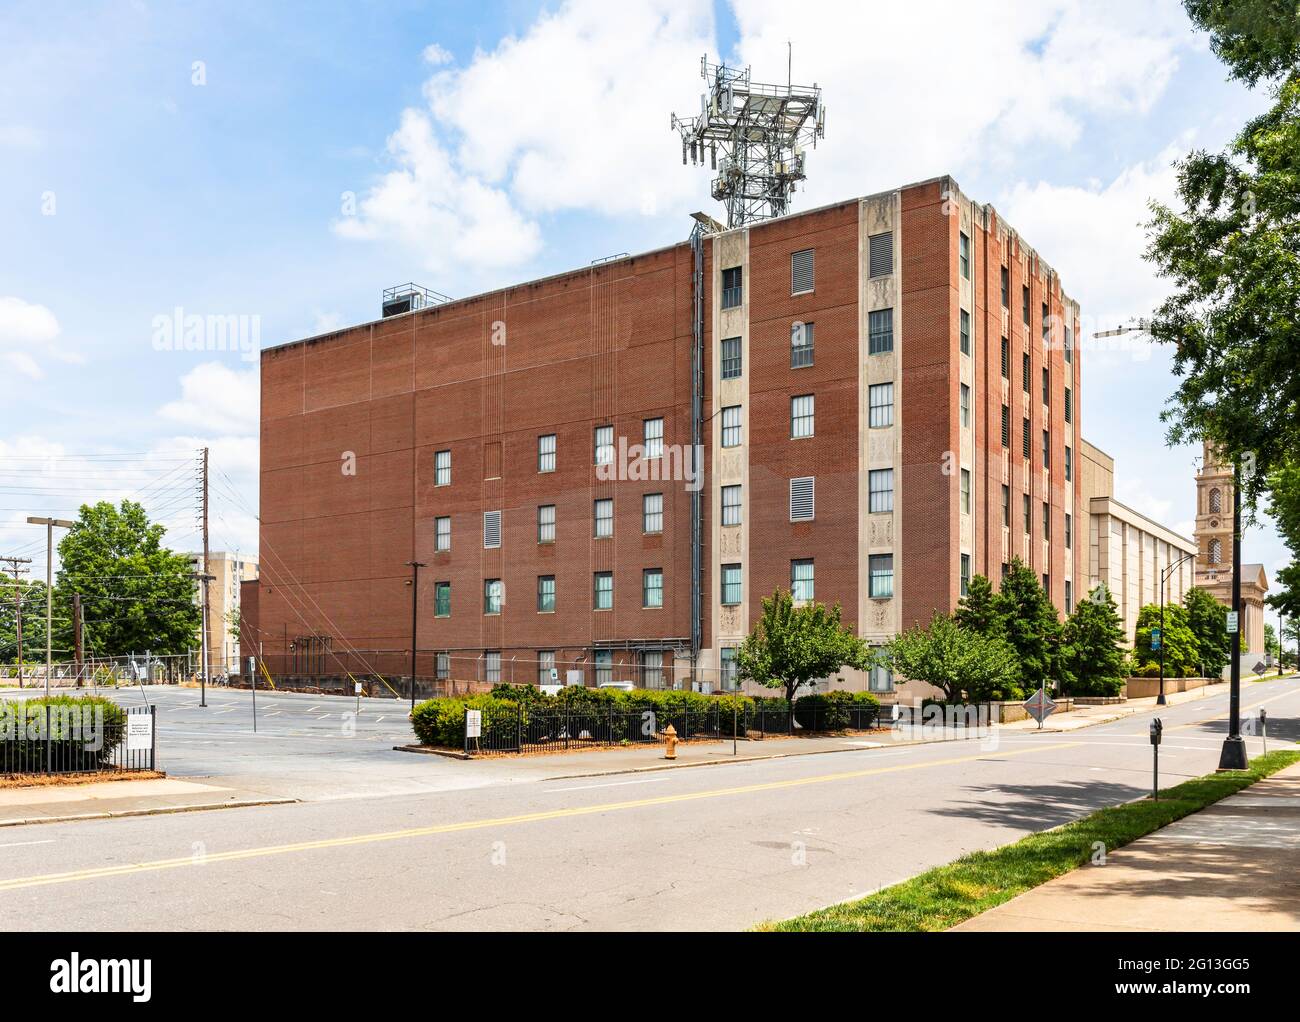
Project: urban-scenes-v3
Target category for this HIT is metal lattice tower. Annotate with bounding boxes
[671,54,825,229]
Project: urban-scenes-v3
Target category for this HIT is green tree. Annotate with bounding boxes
[1059,585,1128,697]
[1183,585,1231,676]
[1264,622,1279,658]
[54,500,201,658]
[1134,604,1202,678]
[1265,459,1300,620]
[1145,3,1300,506]
[955,574,1002,635]
[735,589,870,705]
[992,558,1062,692]
[0,578,52,668]
[884,612,1021,703]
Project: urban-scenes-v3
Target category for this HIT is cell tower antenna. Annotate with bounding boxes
[670,52,826,229]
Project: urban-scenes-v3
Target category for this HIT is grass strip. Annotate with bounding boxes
[759,748,1300,932]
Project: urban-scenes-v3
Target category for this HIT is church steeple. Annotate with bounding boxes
[1194,441,1233,581]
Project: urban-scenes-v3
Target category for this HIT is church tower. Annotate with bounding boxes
[1194,441,1233,580]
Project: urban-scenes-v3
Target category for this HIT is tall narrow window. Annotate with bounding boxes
[1065,579,1073,613]
[721,484,742,526]
[483,579,503,615]
[434,449,451,487]
[721,564,742,606]
[1065,445,1072,482]
[1023,493,1031,532]
[537,504,556,544]
[593,572,613,610]
[791,249,815,293]
[869,554,894,598]
[538,433,556,473]
[1042,429,1050,469]
[1065,512,1072,550]
[1001,484,1010,527]
[537,575,556,613]
[869,469,894,513]
[1022,285,1030,325]
[434,516,451,552]
[434,581,451,617]
[1043,501,1051,541]
[720,337,742,380]
[959,232,970,279]
[641,651,664,689]
[593,498,613,538]
[721,405,742,447]
[960,469,971,515]
[594,425,614,466]
[960,309,970,355]
[537,651,555,686]
[791,321,814,367]
[960,383,971,428]
[720,647,738,691]
[721,266,742,309]
[1042,302,1050,343]
[485,651,501,684]
[791,394,815,438]
[435,653,450,681]
[870,382,894,428]
[642,568,663,609]
[960,553,971,597]
[595,650,612,686]
[1064,327,1073,364]
[1000,265,1009,306]
[643,418,663,459]
[1042,367,1049,405]
[868,308,894,354]
[642,493,663,534]
[791,559,815,602]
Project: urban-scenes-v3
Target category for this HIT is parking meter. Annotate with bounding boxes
[1260,708,1268,753]
[1150,718,1163,801]
[1149,718,1162,745]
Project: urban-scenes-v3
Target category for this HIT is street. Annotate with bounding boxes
[0,677,1295,930]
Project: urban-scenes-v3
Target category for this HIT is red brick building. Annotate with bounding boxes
[249,175,1083,697]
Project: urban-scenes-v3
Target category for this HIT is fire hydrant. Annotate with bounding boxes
[663,724,678,760]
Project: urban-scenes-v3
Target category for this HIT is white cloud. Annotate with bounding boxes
[0,295,79,379]
[158,362,258,436]
[312,310,345,334]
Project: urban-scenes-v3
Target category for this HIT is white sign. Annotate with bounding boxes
[1227,611,1239,634]
[465,709,482,738]
[355,682,363,695]
[549,667,559,682]
[126,715,154,751]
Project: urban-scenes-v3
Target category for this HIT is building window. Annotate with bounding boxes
[483,510,502,549]
[721,337,742,380]
[1209,538,1222,564]
[1209,488,1222,513]
[1065,445,1072,482]
[870,382,894,428]
[594,498,613,538]
[643,418,663,459]
[1064,388,1072,424]
[1043,502,1051,541]
[435,652,450,681]
[791,321,814,367]
[434,581,451,617]
[595,425,614,466]
[537,575,555,613]
[1001,404,1010,448]
[720,647,738,691]
[537,504,556,544]
[642,568,663,609]
[869,469,894,513]
[1022,352,1030,392]
[538,433,556,473]
[641,651,664,689]
[721,405,742,447]
[1022,417,1031,459]
[1065,327,1073,364]
[1023,493,1031,532]
[869,554,894,598]
[593,571,613,610]
[721,484,742,526]
[1065,580,1073,613]
[959,231,970,279]
[789,476,815,522]
[721,266,742,309]
[1042,573,1050,592]
[791,248,815,294]
[642,493,663,534]
[1000,265,1009,307]
[434,449,451,487]
[434,516,450,552]
[960,469,971,515]
[1000,336,1009,378]
[868,308,893,354]
[1022,285,1030,326]
[869,231,893,278]
[485,651,501,685]
[1042,429,1050,468]
[1042,367,1049,405]
[721,563,742,606]
[1065,512,1072,550]
[537,651,556,685]
[595,650,612,686]
[1042,302,1050,344]
[1002,484,1010,527]
[791,559,814,602]
[960,553,971,597]
[791,394,815,439]
[869,659,894,692]
[960,309,970,355]
[483,579,503,615]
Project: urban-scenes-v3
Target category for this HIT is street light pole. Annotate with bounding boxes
[407,560,426,715]
[27,517,75,772]
[1218,462,1248,771]
[1157,552,1196,706]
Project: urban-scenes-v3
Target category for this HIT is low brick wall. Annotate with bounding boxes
[1122,676,1219,699]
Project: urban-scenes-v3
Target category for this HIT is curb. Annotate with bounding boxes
[0,796,299,829]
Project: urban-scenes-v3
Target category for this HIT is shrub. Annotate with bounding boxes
[1,695,128,772]
[412,693,522,747]
[794,691,855,731]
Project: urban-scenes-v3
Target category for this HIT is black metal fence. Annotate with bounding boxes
[0,702,156,776]
[461,702,882,756]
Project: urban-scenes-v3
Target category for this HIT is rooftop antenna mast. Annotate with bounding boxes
[671,51,826,229]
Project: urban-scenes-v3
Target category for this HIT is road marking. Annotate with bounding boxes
[545,776,671,793]
[0,840,54,849]
[0,742,1078,894]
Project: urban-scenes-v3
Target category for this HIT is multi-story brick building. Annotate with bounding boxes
[249,175,1084,698]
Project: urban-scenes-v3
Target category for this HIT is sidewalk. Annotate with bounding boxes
[0,778,295,827]
[952,761,1300,932]
[1000,682,1225,732]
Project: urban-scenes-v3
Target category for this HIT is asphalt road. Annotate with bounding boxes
[0,678,1296,930]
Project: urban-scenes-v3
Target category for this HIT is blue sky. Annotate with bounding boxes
[0,0,1289,636]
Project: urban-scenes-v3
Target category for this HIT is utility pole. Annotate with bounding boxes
[1218,462,1248,770]
[72,592,83,687]
[1,556,31,689]
[201,446,212,704]
[193,570,215,708]
[406,560,426,714]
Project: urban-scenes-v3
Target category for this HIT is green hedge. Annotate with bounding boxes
[793,690,880,731]
[1,695,128,772]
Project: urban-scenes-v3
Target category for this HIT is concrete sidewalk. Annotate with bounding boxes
[0,778,295,827]
[953,762,1300,932]
[1000,682,1226,732]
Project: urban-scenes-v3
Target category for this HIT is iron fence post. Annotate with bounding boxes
[516,704,523,753]
[150,704,157,771]
[463,706,469,758]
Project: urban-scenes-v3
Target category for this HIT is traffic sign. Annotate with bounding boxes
[1023,687,1057,726]
[1227,611,1239,633]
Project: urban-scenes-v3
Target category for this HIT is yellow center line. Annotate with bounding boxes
[0,741,1079,893]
